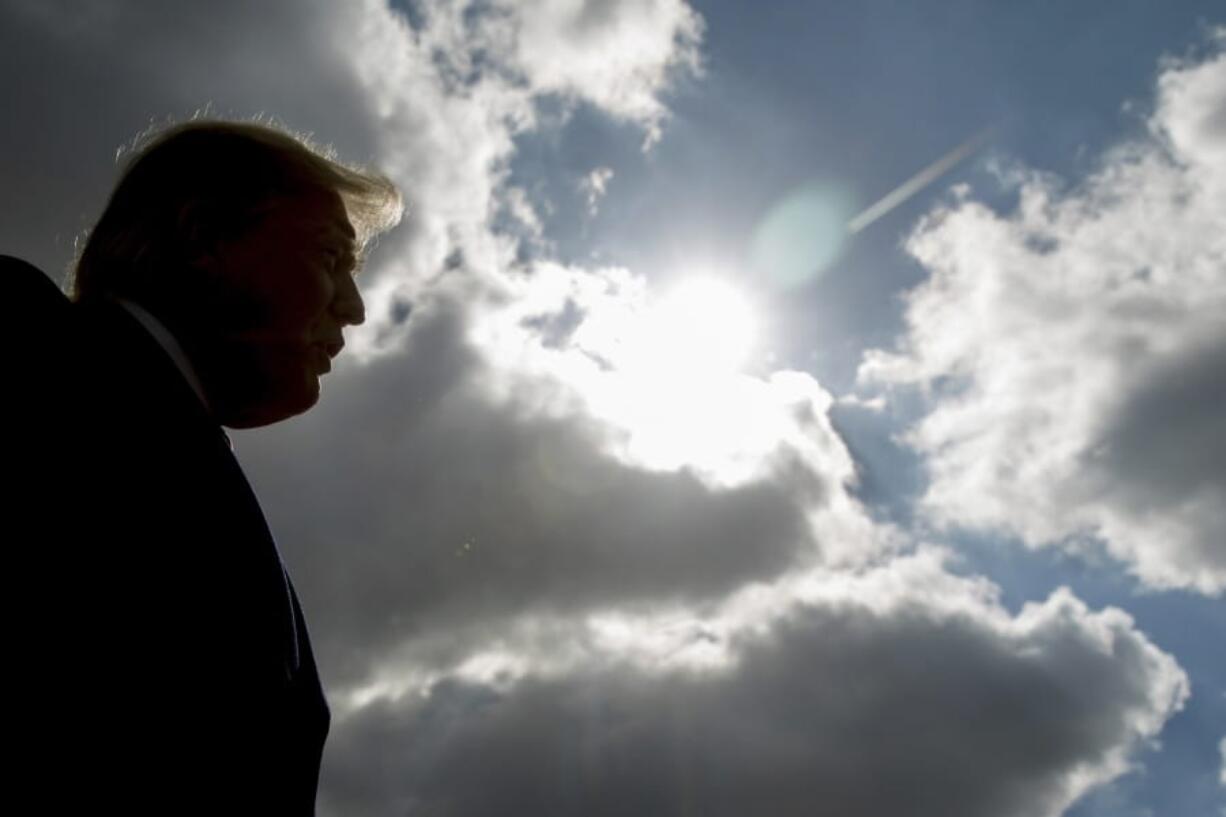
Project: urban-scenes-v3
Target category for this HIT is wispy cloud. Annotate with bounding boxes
[579,166,614,215]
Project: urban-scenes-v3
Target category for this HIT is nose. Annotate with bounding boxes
[332,273,366,327]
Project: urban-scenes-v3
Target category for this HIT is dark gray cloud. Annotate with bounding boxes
[317,570,1186,817]
[245,295,817,686]
[1081,330,1226,578]
[1087,330,1226,505]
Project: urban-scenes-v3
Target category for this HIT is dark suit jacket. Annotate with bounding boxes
[6,255,330,814]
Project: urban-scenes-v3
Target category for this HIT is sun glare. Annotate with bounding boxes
[637,276,758,376]
[563,274,777,485]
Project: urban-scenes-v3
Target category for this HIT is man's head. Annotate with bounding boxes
[71,119,402,428]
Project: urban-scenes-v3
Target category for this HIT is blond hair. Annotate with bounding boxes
[70,118,402,304]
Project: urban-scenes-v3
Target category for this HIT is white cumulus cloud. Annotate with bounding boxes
[860,41,1226,594]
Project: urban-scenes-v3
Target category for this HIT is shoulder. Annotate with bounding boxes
[2,254,70,321]
[1,253,62,286]
[4,255,75,385]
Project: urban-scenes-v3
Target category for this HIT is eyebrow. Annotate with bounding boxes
[316,218,361,269]
[331,234,363,274]
[317,221,356,250]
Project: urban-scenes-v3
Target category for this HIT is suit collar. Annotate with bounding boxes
[72,295,233,452]
[109,295,213,416]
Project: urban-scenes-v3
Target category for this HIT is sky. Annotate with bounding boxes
[2,1,1223,815]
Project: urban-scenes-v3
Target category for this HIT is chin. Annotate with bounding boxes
[280,384,322,421]
[223,383,321,429]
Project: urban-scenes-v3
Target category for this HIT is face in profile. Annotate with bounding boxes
[186,188,365,428]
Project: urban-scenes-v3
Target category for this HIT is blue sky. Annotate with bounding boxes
[2,2,1222,815]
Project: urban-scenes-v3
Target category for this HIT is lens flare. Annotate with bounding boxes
[749,182,854,289]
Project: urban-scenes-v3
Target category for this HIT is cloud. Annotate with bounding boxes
[310,0,706,356]
[859,40,1226,594]
[1155,31,1226,169]
[248,308,822,685]
[318,551,1187,817]
[249,256,897,687]
[579,165,614,214]
[480,0,703,147]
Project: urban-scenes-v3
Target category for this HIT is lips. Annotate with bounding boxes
[309,338,344,373]
[312,345,332,373]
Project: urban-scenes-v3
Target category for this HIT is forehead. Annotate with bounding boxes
[263,190,355,246]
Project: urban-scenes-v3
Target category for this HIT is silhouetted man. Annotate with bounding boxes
[7,120,401,814]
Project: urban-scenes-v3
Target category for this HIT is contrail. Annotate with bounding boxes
[847,126,995,234]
